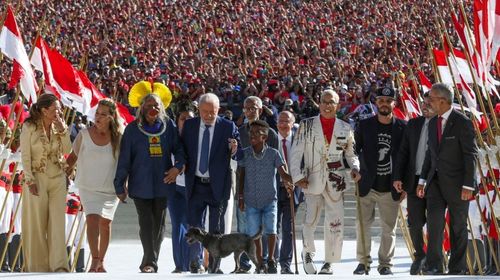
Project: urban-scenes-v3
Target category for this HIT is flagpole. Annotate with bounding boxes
[457,0,500,136]
[426,38,442,83]
[437,18,500,250]
[440,17,500,165]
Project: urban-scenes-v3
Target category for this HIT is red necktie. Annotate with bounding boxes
[282,138,288,164]
[437,116,443,144]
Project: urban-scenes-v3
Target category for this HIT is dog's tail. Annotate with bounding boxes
[251,225,263,240]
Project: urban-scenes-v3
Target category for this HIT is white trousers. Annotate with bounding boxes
[302,186,344,263]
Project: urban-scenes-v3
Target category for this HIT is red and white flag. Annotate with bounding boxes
[401,90,421,119]
[417,71,432,93]
[0,6,38,102]
[433,49,474,84]
[31,37,92,114]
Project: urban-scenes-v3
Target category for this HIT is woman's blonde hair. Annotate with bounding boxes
[97,98,122,158]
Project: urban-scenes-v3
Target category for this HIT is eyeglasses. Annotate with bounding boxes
[320,101,337,106]
[428,95,446,102]
[243,107,260,112]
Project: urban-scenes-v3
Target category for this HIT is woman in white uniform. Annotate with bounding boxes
[67,99,122,272]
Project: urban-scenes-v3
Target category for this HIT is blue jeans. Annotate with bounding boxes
[246,201,278,236]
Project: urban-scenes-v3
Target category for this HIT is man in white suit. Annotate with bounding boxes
[290,89,361,275]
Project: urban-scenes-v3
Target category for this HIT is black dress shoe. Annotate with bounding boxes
[448,270,466,275]
[353,263,370,275]
[280,267,293,274]
[172,268,183,273]
[378,267,393,275]
[422,267,444,275]
[410,258,425,275]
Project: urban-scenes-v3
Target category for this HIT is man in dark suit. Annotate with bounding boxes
[353,87,407,275]
[276,110,303,274]
[182,93,241,274]
[417,83,478,275]
[393,93,436,274]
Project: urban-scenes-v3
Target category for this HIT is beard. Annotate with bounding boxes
[378,108,392,116]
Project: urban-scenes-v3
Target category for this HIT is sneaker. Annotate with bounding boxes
[378,267,393,275]
[267,260,277,274]
[280,267,293,274]
[318,263,333,275]
[353,263,370,275]
[301,251,317,274]
[190,262,205,274]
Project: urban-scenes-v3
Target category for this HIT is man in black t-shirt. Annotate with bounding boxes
[353,87,407,275]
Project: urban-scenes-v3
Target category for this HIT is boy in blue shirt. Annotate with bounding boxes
[238,120,293,274]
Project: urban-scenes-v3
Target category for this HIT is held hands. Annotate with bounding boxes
[416,184,425,198]
[228,138,238,155]
[163,167,181,184]
[117,192,128,204]
[295,178,309,189]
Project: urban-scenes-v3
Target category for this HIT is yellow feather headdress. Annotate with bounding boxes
[128,81,172,108]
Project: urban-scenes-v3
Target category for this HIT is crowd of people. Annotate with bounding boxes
[0,0,499,276]
[0,0,475,117]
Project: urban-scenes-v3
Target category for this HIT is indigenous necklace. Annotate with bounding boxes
[252,144,267,160]
[138,118,167,157]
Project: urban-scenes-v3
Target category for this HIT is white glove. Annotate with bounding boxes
[0,144,5,156]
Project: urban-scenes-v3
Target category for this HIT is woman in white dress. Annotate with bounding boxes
[66,99,122,272]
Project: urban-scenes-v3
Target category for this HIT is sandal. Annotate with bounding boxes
[88,257,100,273]
[141,265,155,273]
[96,258,107,273]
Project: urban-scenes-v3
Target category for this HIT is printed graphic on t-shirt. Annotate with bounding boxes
[377,132,392,175]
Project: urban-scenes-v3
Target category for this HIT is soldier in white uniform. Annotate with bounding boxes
[290,89,360,275]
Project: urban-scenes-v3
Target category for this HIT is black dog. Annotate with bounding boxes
[185,227,262,273]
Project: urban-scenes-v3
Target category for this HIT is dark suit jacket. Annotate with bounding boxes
[420,109,478,198]
[393,116,426,194]
[355,115,407,200]
[182,116,242,202]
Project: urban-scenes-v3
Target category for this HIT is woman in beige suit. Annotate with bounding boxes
[20,94,71,272]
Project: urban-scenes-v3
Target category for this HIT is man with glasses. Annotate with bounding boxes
[417,83,478,275]
[353,87,407,275]
[290,89,361,275]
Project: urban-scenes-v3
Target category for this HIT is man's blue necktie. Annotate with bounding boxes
[199,125,211,174]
